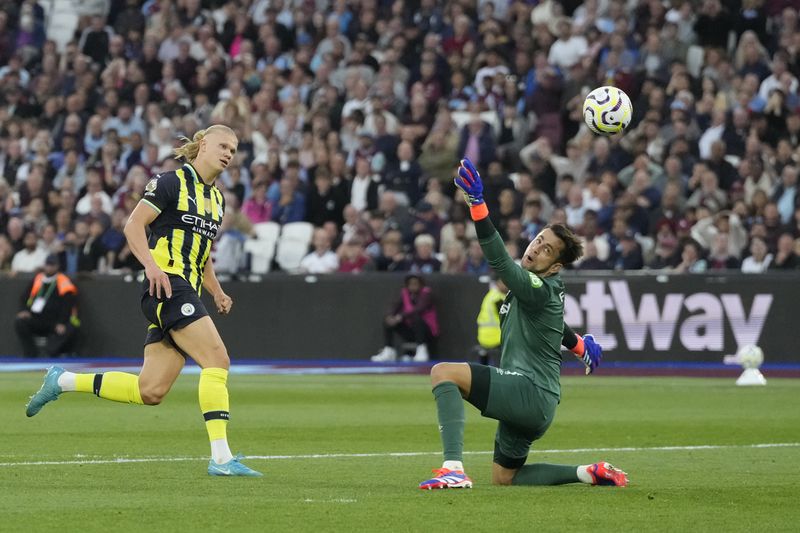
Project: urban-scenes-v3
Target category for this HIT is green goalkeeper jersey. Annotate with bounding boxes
[479,229,565,398]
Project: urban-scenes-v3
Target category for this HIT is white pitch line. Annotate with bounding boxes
[0,442,798,468]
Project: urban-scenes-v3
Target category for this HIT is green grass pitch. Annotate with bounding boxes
[2,373,799,532]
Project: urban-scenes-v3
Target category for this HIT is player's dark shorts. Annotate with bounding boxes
[141,274,208,354]
[467,362,559,470]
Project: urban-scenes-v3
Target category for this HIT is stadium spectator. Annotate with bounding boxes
[465,238,490,276]
[271,172,306,224]
[1,0,799,279]
[0,234,12,271]
[11,229,47,273]
[577,240,611,270]
[344,157,380,212]
[306,166,346,227]
[770,232,800,270]
[412,200,444,246]
[707,233,742,270]
[441,241,467,274]
[409,233,441,274]
[370,274,438,362]
[384,140,424,206]
[374,230,410,272]
[649,220,681,269]
[14,253,79,357]
[241,180,272,225]
[741,235,773,272]
[299,227,339,274]
[672,238,708,273]
[612,231,645,271]
[772,165,798,224]
[336,235,373,274]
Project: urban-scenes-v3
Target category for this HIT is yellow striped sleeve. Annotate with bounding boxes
[176,169,189,212]
[209,188,220,222]
[194,182,206,216]
[216,189,224,220]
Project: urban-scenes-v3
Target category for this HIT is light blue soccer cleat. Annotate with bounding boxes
[26,366,65,417]
[208,454,263,477]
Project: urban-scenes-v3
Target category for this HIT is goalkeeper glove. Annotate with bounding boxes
[571,334,603,375]
[455,158,489,220]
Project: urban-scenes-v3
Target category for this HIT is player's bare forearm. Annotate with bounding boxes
[203,260,223,298]
[204,260,233,314]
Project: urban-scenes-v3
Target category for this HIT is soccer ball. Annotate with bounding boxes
[737,344,764,369]
[583,86,633,136]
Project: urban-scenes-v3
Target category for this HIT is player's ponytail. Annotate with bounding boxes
[173,124,236,162]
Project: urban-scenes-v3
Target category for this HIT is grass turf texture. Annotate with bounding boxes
[2,373,799,532]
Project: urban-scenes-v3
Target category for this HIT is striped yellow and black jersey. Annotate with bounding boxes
[141,163,225,294]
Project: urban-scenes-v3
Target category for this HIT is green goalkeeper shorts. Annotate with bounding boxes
[467,363,559,469]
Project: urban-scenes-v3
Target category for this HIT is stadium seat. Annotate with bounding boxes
[636,235,655,264]
[274,222,314,272]
[451,110,501,138]
[244,239,276,274]
[275,239,311,272]
[686,45,705,78]
[243,222,281,274]
[253,221,281,242]
[280,222,314,244]
[42,0,80,52]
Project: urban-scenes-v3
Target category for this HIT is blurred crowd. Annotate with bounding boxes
[1,0,800,277]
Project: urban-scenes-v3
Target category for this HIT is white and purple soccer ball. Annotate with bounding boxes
[583,86,633,136]
[737,344,764,369]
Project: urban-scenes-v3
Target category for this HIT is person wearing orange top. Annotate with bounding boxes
[15,254,79,357]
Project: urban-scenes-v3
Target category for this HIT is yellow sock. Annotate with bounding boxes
[75,373,96,393]
[84,372,144,404]
[199,368,230,442]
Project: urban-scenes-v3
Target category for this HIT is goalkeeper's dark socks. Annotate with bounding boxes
[511,463,582,486]
[433,381,465,462]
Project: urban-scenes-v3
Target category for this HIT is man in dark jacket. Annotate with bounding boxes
[14,254,79,357]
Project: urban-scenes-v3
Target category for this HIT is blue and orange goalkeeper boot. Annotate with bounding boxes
[419,467,473,489]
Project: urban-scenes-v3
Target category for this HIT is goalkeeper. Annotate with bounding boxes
[419,159,628,490]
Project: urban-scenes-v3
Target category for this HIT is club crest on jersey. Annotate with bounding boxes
[528,272,543,288]
[144,178,158,196]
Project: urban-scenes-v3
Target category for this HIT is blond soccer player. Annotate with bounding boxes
[26,125,261,476]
